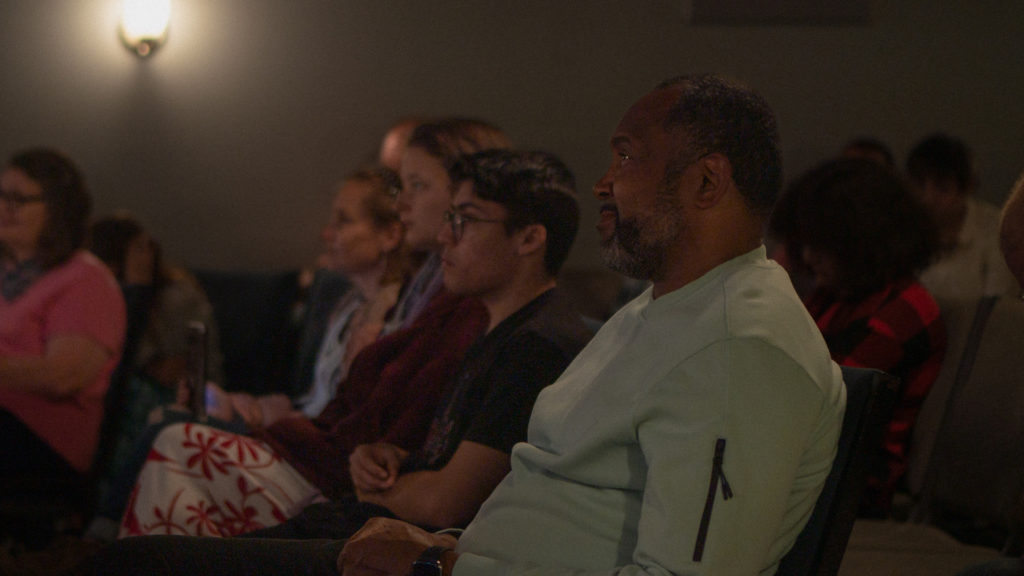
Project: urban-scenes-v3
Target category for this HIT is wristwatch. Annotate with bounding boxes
[411,546,451,576]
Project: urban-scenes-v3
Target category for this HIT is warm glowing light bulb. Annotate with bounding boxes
[120,0,171,57]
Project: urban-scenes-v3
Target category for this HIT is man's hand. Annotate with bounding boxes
[349,443,409,493]
[338,518,458,576]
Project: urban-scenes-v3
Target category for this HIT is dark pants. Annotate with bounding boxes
[81,498,400,576]
[0,409,88,547]
[84,536,346,576]
[0,408,79,478]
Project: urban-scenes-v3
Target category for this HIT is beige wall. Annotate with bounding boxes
[1,0,1021,271]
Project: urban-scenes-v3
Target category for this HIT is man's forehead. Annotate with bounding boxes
[611,88,680,145]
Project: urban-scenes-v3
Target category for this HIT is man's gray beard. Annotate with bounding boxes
[600,216,670,281]
[600,173,687,281]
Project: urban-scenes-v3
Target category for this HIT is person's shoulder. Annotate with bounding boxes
[965,197,1005,240]
[56,251,120,292]
[729,335,842,391]
[65,250,109,273]
[158,266,213,307]
[893,278,942,317]
[723,257,816,336]
[870,279,945,346]
[514,288,594,356]
[721,259,837,379]
[970,196,1002,220]
[38,253,126,327]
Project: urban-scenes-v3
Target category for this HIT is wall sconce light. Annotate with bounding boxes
[120,0,171,58]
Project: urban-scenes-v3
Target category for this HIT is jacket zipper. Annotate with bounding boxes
[692,437,732,562]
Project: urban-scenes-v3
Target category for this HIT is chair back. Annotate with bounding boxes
[911,296,1024,548]
[904,295,988,501]
[776,366,900,576]
[193,269,301,394]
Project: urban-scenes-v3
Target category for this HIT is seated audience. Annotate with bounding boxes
[115,119,508,537]
[84,166,415,541]
[907,133,1018,301]
[86,74,845,576]
[770,157,946,516]
[0,149,126,498]
[86,149,591,576]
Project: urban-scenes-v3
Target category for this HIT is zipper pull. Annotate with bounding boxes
[714,438,733,500]
[694,437,733,562]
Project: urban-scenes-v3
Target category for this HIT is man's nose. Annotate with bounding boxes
[593,169,613,200]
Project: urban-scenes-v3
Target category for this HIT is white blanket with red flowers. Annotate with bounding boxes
[119,422,321,538]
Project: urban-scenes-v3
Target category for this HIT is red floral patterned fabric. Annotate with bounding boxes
[120,422,321,538]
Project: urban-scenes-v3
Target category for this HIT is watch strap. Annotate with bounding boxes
[412,545,452,576]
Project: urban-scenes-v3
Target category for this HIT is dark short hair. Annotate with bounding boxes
[656,74,782,216]
[448,149,579,277]
[407,118,512,170]
[7,148,91,268]
[769,158,939,299]
[906,133,975,192]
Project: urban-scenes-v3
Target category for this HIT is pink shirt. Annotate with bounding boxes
[0,251,126,472]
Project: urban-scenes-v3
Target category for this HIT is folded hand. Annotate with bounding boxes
[338,518,457,576]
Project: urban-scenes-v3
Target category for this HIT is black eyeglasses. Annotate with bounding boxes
[443,209,505,242]
[0,190,45,208]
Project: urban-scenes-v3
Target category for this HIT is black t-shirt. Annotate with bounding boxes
[402,288,592,472]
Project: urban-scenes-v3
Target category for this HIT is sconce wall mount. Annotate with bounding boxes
[120,0,171,58]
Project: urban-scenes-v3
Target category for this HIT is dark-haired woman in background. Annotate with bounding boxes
[770,157,946,517]
[87,213,225,493]
[0,148,125,489]
[90,213,224,393]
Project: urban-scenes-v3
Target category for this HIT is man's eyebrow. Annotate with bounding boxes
[611,135,631,147]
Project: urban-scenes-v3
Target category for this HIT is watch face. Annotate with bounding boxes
[412,559,443,576]
[412,546,449,576]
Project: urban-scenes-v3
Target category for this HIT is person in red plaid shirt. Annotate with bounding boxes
[770,157,947,517]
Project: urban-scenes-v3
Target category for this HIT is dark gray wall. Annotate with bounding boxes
[2,0,1022,271]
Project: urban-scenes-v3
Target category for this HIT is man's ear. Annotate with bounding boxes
[516,223,547,258]
[695,153,734,209]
